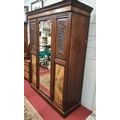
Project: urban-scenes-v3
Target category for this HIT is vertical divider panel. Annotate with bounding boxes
[53,13,69,108]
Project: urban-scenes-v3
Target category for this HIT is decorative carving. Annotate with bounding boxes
[57,52,64,59]
[58,21,66,28]
[57,20,66,59]
[31,25,35,51]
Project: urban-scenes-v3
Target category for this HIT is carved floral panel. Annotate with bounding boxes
[57,19,67,59]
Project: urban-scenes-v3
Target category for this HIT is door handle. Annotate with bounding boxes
[85,40,88,42]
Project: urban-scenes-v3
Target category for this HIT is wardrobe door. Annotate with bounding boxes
[30,19,39,88]
[51,13,70,109]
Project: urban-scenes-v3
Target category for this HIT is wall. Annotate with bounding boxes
[78,0,96,111]
[24,0,96,111]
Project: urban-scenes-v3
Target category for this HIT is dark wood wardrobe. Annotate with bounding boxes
[27,0,93,117]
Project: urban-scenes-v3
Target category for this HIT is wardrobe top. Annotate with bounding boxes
[27,0,93,19]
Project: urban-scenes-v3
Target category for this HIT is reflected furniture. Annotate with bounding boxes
[24,60,31,83]
[27,0,93,118]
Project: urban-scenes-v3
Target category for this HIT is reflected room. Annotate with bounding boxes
[39,20,51,96]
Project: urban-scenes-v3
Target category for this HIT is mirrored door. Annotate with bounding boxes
[39,20,51,96]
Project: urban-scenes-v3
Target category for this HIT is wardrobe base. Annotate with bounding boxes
[31,84,81,118]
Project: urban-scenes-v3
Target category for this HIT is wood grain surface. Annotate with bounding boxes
[32,55,37,85]
[54,64,64,105]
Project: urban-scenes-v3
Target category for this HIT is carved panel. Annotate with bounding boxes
[31,24,36,51]
[54,64,64,105]
[32,55,37,85]
[57,19,67,59]
[58,21,66,28]
[58,27,65,53]
[57,52,64,59]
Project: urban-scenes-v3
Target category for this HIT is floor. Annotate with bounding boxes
[24,79,92,120]
[86,114,96,120]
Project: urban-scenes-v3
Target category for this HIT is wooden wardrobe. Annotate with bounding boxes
[27,0,93,117]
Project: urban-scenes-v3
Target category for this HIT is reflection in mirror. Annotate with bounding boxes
[39,20,51,97]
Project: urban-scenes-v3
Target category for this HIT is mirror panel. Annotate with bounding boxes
[39,20,51,97]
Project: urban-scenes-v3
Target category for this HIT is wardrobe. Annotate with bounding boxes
[27,0,93,117]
